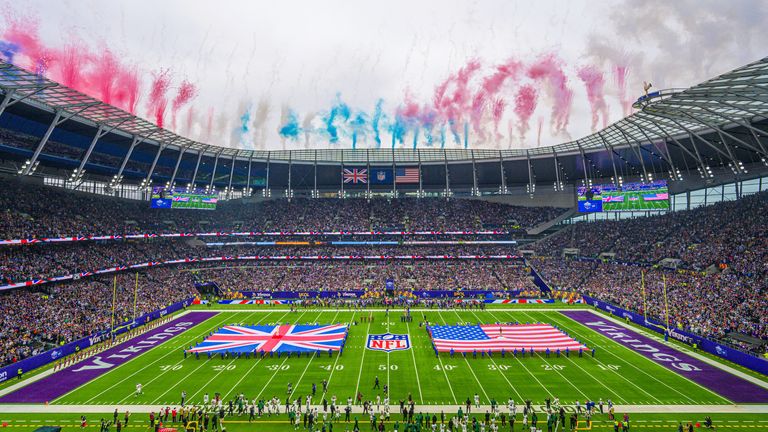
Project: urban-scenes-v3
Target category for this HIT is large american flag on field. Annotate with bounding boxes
[188,324,348,354]
[428,324,586,353]
[395,168,419,183]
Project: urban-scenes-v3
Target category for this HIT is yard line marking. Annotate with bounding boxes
[547,311,699,404]
[323,311,357,396]
[354,313,374,400]
[152,313,270,404]
[404,314,429,404]
[462,309,530,402]
[251,309,317,402]
[436,309,489,404]
[290,309,342,398]
[221,309,301,401]
[503,310,619,403]
[118,312,254,405]
[587,310,746,402]
[74,312,231,405]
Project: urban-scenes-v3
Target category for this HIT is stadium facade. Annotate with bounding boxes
[0,57,767,204]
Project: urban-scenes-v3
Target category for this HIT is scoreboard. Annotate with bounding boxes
[150,188,218,210]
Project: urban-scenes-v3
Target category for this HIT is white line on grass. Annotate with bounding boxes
[290,309,342,398]
[522,310,658,404]
[462,309,531,402]
[498,309,616,402]
[404,316,429,404]
[354,314,374,400]
[144,310,269,405]
[553,315,700,403]
[221,309,299,401]
[323,311,357,397]
[73,312,232,405]
[436,309,490,404]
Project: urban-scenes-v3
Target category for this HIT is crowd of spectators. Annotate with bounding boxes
[0,240,523,284]
[0,178,567,239]
[0,268,197,367]
[534,191,768,272]
[530,256,767,344]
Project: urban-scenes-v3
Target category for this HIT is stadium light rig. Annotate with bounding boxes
[17,159,39,175]
[728,161,748,175]
[553,181,565,191]
[139,178,152,191]
[762,157,768,167]
[262,188,271,198]
[525,183,535,198]
[668,168,683,182]
[698,165,714,179]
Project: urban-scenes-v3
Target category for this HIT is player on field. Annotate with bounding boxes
[135,383,143,397]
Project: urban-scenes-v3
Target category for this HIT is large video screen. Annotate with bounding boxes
[577,180,669,212]
[151,187,218,210]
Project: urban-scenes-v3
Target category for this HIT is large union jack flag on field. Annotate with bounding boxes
[428,324,586,353]
[188,324,348,354]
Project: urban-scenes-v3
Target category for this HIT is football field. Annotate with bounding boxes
[44,307,733,407]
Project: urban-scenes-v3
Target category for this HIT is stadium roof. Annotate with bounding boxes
[1,57,767,163]
[0,58,767,192]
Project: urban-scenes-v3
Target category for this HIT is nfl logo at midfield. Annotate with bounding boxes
[367,333,410,352]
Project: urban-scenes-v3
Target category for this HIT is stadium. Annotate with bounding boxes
[0,1,767,431]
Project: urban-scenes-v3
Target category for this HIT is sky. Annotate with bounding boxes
[0,0,765,150]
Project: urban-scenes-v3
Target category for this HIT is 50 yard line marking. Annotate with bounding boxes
[404,314,428,404]
[354,312,374,400]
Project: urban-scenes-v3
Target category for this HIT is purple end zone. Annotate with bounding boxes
[0,311,216,403]
[561,310,768,403]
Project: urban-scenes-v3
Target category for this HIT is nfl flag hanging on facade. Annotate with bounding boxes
[343,168,368,184]
[427,324,586,352]
[188,324,348,354]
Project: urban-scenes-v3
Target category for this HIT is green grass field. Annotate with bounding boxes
[2,306,767,431]
[52,308,728,407]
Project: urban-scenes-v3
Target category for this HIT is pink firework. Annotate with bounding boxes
[147,69,172,128]
[481,59,522,96]
[92,49,120,105]
[527,54,573,134]
[491,97,506,140]
[577,65,609,131]
[470,90,487,141]
[614,64,632,117]
[513,84,538,141]
[171,80,198,131]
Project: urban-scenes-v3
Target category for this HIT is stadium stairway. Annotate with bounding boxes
[526,208,577,236]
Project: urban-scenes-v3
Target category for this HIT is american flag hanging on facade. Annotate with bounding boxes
[428,324,586,352]
[188,324,348,354]
[395,168,419,183]
[343,168,368,184]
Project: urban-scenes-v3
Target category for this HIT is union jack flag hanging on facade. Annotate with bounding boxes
[188,324,348,354]
[343,168,368,184]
